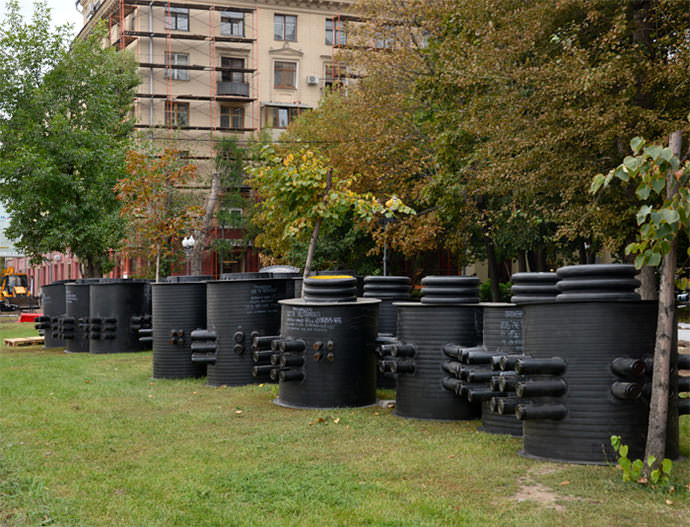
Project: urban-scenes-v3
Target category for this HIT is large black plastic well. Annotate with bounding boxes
[363,275,411,336]
[519,300,656,463]
[151,281,207,379]
[37,280,70,348]
[64,279,99,353]
[477,304,524,436]
[89,280,151,354]
[203,276,295,386]
[393,302,482,419]
[275,296,380,408]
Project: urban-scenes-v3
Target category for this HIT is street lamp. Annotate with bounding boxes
[182,235,195,275]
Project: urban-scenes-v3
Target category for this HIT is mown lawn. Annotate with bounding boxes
[1,320,688,526]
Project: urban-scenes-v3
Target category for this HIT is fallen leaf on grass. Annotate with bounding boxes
[559,481,570,486]
[666,499,673,505]
[333,418,340,424]
[235,410,243,415]
[148,394,153,398]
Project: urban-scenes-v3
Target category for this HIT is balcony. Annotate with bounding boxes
[217,81,250,97]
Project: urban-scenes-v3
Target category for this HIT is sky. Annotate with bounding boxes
[9,0,84,35]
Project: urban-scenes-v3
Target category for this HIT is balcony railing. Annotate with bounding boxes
[217,81,250,97]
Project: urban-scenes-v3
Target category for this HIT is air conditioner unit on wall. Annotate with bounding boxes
[306,74,319,85]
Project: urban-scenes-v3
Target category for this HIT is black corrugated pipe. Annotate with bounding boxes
[191,353,217,364]
[515,403,568,421]
[498,375,521,393]
[442,376,463,394]
[390,360,415,374]
[515,378,568,398]
[391,343,416,358]
[514,357,567,375]
[252,335,280,350]
[442,361,462,377]
[678,398,690,415]
[464,370,495,383]
[677,377,689,393]
[495,397,522,416]
[252,350,275,363]
[442,343,463,360]
[252,365,277,378]
[611,381,643,400]
[611,357,647,378]
[378,359,396,373]
[499,355,527,371]
[461,348,495,365]
[279,339,306,353]
[464,385,494,403]
[280,354,305,368]
[279,369,304,382]
[490,372,517,391]
[678,355,690,370]
[138,328,153,344]
[190,342,217,353]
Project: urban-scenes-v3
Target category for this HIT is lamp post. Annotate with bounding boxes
[182,235,195,275]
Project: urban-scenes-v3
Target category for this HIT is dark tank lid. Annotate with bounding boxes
[420,275,480,304]
[219,272,272,280]
[302,275,357,303]
[164,275,213,283]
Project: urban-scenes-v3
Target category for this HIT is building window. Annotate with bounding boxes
[164,53,189,81]
[325,18,345,46]
[221,11,244,36]
[324,63,346,90]
[274,14,296,41]
[165,101,189,127]
[165,7,189,31]
[274,61,296,89]
[272,107,299,129]
[220,106,244,129]
[221,57,244,83]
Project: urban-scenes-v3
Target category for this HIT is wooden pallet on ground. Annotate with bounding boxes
[3,336,44,348]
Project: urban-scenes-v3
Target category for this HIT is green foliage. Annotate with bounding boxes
[610,435,674,488]
[592,137,690,270]
[479,280,512,302]
[0,2,139,275]
[246,144,398,266]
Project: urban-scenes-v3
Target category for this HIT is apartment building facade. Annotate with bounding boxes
[77,0,352,157]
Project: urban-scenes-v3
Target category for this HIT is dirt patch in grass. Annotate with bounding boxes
[513,464,573,511]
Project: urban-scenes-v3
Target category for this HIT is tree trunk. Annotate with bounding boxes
[484,237,500,302]
[302,216,322,292]
[82,258,102,278]
[518,252,527,273]
[638,265,658,301]
[643,130,682,471]
[191,171,222,276]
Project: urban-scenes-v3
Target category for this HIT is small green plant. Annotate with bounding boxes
[610,435,672,486]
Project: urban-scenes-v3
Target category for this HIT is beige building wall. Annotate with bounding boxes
[77,0,353,166]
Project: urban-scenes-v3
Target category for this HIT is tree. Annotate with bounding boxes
[593,132,689,470]
[114,148,203,281]
[0,2,139,277]
[246,144,408,281]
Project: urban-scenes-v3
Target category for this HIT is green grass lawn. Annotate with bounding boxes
[1,320,688,526]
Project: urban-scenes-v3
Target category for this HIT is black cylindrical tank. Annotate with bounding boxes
[89,280,151,354]
[38,280,70,348]
[393,302,482,419]
[151,280,207,379]
[275,295,380,408]
[64,279,99,353]
[474,303,525,436]
[203,276,295,386]
[519,300,656,464]
[363,275,411,336]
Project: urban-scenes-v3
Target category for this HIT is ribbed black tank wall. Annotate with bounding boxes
[276,298,379,408]
[479,305,524,436]
[395,303,482,419]
[521,301,656,464]
[64,280,97,353]
[152,282,207,379]
[40,281,69,348]
[89,280,151,354]
[205,278,294,386]
[363,276,411,336]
